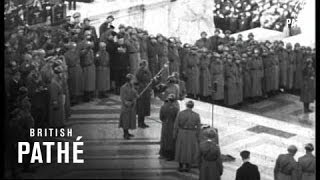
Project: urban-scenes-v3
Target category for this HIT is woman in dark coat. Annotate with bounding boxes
[135,60,152,128]
[159,94,180,161]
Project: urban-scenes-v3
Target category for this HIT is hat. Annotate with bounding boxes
[125,73,135,81]
[214,28,221,33]
[118,24,125,29]
[305,143,314,151]
[240,150,250,159]
[106,15,114,20]
[225,30,231,34]
[206,128,217,139]
[183,43,191,48]
[186,100,194,108]
[149,34,156,39]
[287,145,298,154]
[201,31,207,36]
[73,12,81,18]
[99,42,106,47]
[167,75,176,82]
[248,32,254,37]
[83,18,90,22]
[167,94,176,101]
[191,46,198,51]
[286,43,292,48]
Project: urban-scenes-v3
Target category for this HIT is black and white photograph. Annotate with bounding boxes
[3,0,316,179]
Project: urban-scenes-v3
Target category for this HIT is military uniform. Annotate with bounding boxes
[147,38,159,76]
[241,58,252,99]
[199,53,211,97]
[174,109,201,166]
[277,48,288,89]
[249,56,263,98]
[159,100,180,160]
[293,49,303,91]
[157,40,169,82]
[224,61,238,106]
[210,58,224,101]
[168,43,180,74]
[95,48,111,94]
[185,50,200,97]
[297,154,315,180]
[126,36,141,74]
[119,82,138,130]
[274,153,298,180]
[48,74,65,127]
[287,48,295,90]
[300,63,315,111]
[195,38,210,50]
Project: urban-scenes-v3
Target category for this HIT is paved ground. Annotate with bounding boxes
[21,93,315,179]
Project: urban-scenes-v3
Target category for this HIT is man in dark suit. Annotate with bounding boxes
[236,150,260,180]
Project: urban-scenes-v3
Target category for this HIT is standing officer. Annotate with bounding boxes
[297,143,315,180]
[208,29,222,52]
[274,145,299,180]
[277,41,288,92]
[79,30,96,101]
[174,100,201,172]
[286,43,295,92]
[199,129,223,180]
[147,35,159,77]
[99,15,114,37]
[135,60,152,128]
[159,94,180,161]
[293,43,303,93]
[236,150,260,180]
[300,58,315,113]
[95,42,110,98]
[195,31,210,50]
[210,53,224,103]
[119,74,139,140]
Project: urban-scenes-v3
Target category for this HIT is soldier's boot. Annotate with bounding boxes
[178,163,184,172]
[123,129,130,140]
[184,163,190,172]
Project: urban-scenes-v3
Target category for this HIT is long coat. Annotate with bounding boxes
[185,52,200,95]
[139,37,148,61]
[300,65,315,103]
[274,153,299,180]
[199,55,211,97]
[195,38,210,50]
[287,51,296,90]
[126,37,141,74]
[159,101,179,156]
[270,54,280,91]
[49,77,65,127]
[263,54,273,92]
[113,44,130,88]
[174,109,201,164]
[79,40,96,92]
[224,62,238,105]
[135,67,152,117]
[168,45,180,74]
[147,40,159,76]
[235,63,243,103]
[119,83,138,130]
[65,49,83,97]
[157,41,169,82]
[278,49,288,88]
[241,60,252,98]
[199,139,223,180]
[249,57,263,97]
[294,50,304,90]
[95,49,110,91]
[208,35,221,52]
[297,154,315,180]
[236,162,261,180]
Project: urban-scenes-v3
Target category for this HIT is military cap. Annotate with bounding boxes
[214,28,221,34]
[167,75,176,83]
[118,24,125,29]
[248,32,254,37]
[201,31,207,36]
[191,46,198,51]
[294,43,300,47]
[83,18,90,22]
[287,145,298,154]
[305,143,314,151]
[125,26,133,31]
[73,12,81,18]
[139,60,148,66]
[53,65,63,74]
[149,34,156,39]
[265,40,271,44]
[286,43,292,48]
[168,37,175,43]
[230,37,235,41]
[240,150,250,159]
[225,30,231,34]
[183,43,191,48]
[167,93,176,101]
[106,15,114,20]
[279,40,284,45]
[125,73,135,81]
[186,100,194,108]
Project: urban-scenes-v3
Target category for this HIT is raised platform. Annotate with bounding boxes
[22,94,315,179]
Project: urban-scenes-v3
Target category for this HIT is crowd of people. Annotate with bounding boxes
[213,0,305,34]
[4,1,315,178]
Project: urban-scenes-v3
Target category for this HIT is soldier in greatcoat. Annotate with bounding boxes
[64,42,83,105]
[241,54,252,100]
[286,43,295,91]
[274,145,299,180]
[269,47,280,95]
[277,41,288,91]
[138,30,148,63]
[48,66,65,128]
[195,31,210,50]
[262,47,273,95]
[224,55,238,106]
[119,74,139,140]
[79,30,96,101]
[95,42,110,98]
[185,47,200,98]
[199,129,223,180]
[235,59,243,106]
[249,49,263,101]
[126,32,141,74]
[297,143,315,180]
[199,52,211,101]
[300,58,315,113]
[159,94,180,161]
[168,37,180,74]
[293,43,303,93]
[147,35,159,77]
[135,60,152,128]
[81,18,98,51]
[174,100,201,172]
[210,53,224,102]
[208,29,222,52]
[157,35,169,82]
